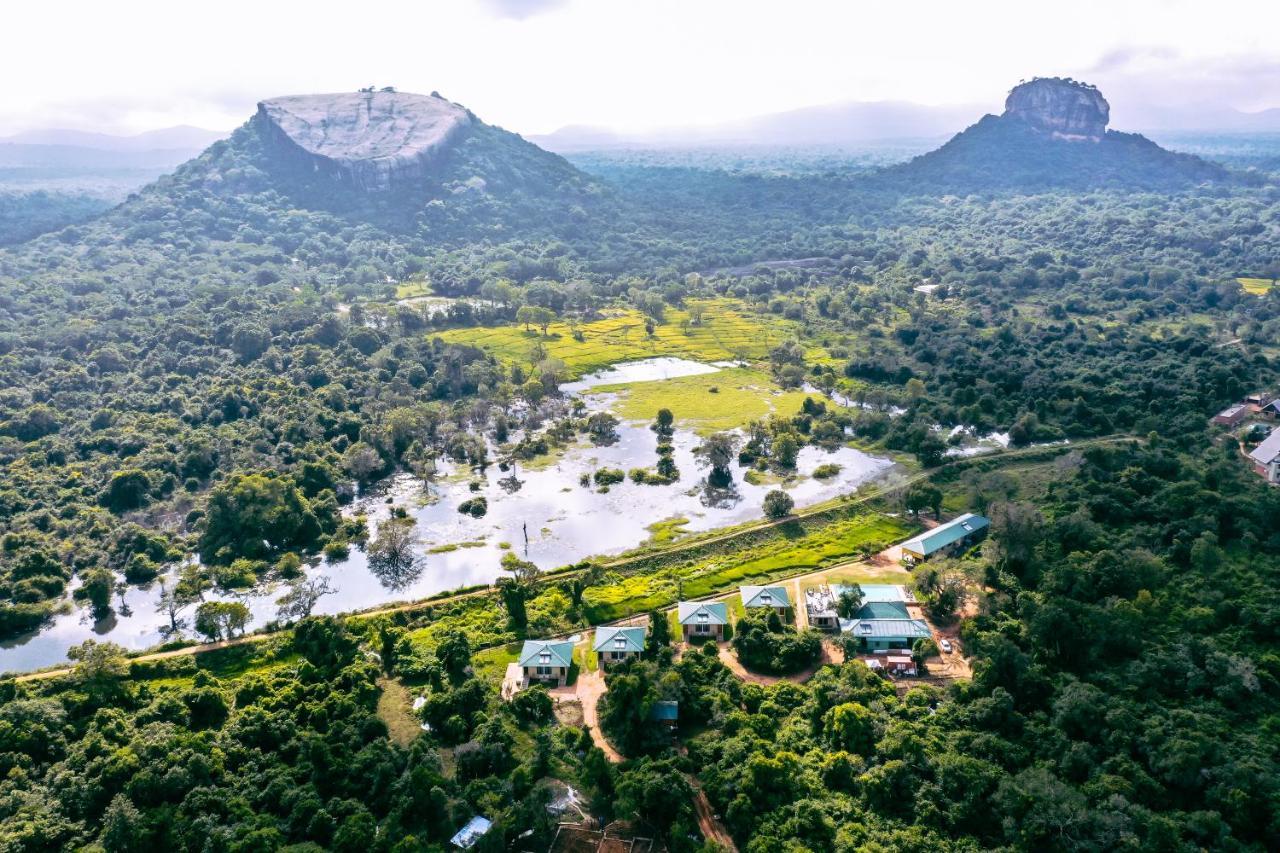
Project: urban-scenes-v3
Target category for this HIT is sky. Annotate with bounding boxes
[2,0,1279,137]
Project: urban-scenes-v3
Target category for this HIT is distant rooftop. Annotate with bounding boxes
[592,626,646,653]
[840,618,932,639]
[1250,426,1280,465]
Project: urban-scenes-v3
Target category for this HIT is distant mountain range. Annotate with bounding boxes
[0,125,227,153]
[532,97,1280,151]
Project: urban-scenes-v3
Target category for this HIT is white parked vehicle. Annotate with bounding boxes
[940,639,953,654]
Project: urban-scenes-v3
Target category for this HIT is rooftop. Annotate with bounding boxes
[450,815,492,849]
[1250,426,1280,465]
[677,600,729,626]
[518,639,575,669]
[900,513,990,557]
[592,626,646,653]
[741,585,791,609]
[840,618,933,639]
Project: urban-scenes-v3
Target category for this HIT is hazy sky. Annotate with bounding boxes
[3,0,1279,136]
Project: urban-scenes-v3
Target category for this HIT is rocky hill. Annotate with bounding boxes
[884,77,1233,191]
[255,91,474,192]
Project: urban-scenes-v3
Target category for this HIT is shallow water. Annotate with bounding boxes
[0,358,895,673]
[560,357,722,393]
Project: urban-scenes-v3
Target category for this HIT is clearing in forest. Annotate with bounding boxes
[1238,277,1275,295]
[589,366,814,433]
[434,298,794,377]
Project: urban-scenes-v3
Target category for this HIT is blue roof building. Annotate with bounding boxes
[593,626,646,667]
[900,513,989,563]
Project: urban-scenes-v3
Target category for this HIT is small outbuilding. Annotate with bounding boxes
[451,815,492,849]
[1213,403,1249,426]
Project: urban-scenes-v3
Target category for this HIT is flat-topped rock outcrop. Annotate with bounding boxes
[1003,78,1109,141]
[255,91,473,191]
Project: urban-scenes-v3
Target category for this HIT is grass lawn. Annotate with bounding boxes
[434,299,795,378]
[396,280,431,299]
[582,511,915,623]
[590,367,815,433]
[1238,277,1275,296]
[471,642,522,685]
[376,677,424,746]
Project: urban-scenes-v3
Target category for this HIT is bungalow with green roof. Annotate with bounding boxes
[677,601,729,641]
[519,639,575,687]
[841,617,933,651]
[593,626,646,668]
[740,584,791,616]
[900,513,989,565]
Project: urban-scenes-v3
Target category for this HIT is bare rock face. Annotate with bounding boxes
[256,91,473,191]
[1003,78,1109,141]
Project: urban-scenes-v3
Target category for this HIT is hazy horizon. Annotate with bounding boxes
[3,0,1279,140]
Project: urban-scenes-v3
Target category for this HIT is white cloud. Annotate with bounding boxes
[0,0,1277,136]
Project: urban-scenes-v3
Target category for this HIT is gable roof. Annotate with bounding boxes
[1250,426,1280,465]
[900,513,989,557]
[741,585,791,609]
[519,639,575,669]
[593,626,646,653]
[677,601,729,626]
[840,618,933,639]
[855,601,910,620]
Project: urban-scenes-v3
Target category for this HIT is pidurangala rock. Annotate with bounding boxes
[255,90,473,191]
[1003,78,1109,141]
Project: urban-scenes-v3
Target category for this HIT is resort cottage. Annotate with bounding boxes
[677,601,729,641]
[519,639,575,687]
[593,626,646,667]
[899,513,990,564]
[740,584,791,616]
[1250,426,1280,483]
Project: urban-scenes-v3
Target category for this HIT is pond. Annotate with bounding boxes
[0,358,896,673]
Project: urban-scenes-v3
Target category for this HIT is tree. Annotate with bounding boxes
[194,601,250,642]
[824,702,876,755]
[78,568,115,618]
[585,411,620,445]
[366,518,422,591]
[654,408,674,434]
[516,304,556,335]
[763,489,795,519]
[646,609,670,654]
[198,472,327,563]
[103,469,151,513]
[100,793,147,852]
[903,482,943,518]
[275,576,337,622]
[835,584,865,619]
[696,432,740,478]
[435,629,472,683]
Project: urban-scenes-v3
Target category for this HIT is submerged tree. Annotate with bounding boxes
[366,518,422,592]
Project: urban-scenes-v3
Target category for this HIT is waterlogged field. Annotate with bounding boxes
[589,366,815,434]
[435,298,796,377]
[0,351,897,673]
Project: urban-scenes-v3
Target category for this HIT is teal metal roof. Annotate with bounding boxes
[855,601,910,620]
[840,618,932,639]
[593,626,646,653]
[678,601,729,626]
[650,700,679,721]
[519,639,575,668]
[741,585,791,609]
[900,513,989,557]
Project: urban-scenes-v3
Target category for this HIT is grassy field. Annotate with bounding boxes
[581,510,915,623]
[396,280,431,299]
[1238,277,1275,296]
[590,366,814,433]
[435,299,796,378]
